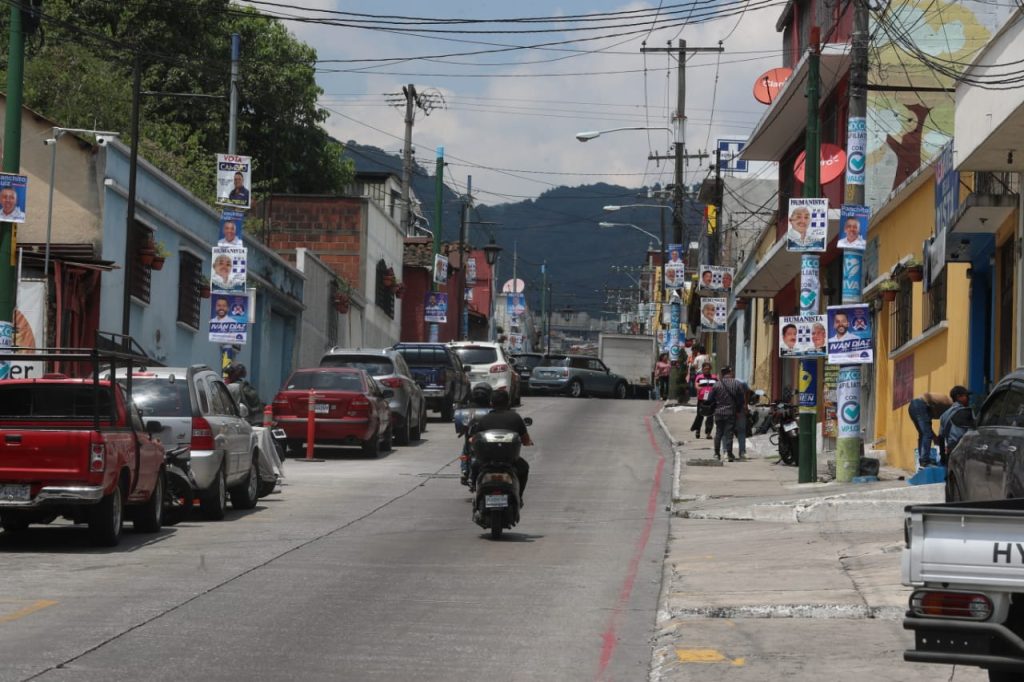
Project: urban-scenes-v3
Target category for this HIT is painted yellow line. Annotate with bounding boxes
[0,599,57,624]
[676,648,745,666]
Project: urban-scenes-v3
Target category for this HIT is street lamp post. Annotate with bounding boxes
[598,221,662,245]
[482,239,502,342]
[575,126,671,142]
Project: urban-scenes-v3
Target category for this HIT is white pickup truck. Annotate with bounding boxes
[902,499,1024,680]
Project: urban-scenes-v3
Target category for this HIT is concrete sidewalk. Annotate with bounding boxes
[649,404,984,682]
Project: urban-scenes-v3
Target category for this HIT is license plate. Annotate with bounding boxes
[484,494,508,509]
[783,421,798,433]
[271,428,287,439]
[313,404,330,414]
[0,484,30,502]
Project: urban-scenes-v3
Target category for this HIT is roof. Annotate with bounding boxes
[403,238,435,268]
[18,243,118,272]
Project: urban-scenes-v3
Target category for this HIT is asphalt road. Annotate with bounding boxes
[0,395,671,682]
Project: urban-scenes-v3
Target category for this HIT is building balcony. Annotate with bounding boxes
[949,171,1020,235]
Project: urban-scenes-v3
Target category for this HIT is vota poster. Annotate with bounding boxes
[826,304,873,364]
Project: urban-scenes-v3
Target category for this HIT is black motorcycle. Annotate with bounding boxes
[768,402,800,466]
[162,446,197,526]
[470,417,532,540]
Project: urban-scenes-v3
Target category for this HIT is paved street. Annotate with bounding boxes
[0,397,670,682]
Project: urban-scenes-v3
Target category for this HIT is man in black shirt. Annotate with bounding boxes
[469,390,532,497]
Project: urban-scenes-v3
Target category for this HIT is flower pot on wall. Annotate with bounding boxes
[150,255,166,271]
[200,284,211,299]
[881,289,897,303]
[333,293,351,313]
[906,266,923,283]
[139,247,156,267]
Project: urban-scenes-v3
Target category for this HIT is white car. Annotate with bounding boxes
[448,341,520,405]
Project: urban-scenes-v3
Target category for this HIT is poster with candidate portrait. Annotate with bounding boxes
[778,314,827,358]
[0,173,28,223]
[209,293,249,344]
[699,297,727,333]
[786,198,827,252]
[216,154,252,210]
[433,253,449,285]
[664,243,685,289]
[466,257,477,285]
[826,303,873,364]
[505,292,525,317]
[424,292,448,323]
[218,210,245,246]
[837,204,870,250]
[210,246,247,294]
[697,264,734,294]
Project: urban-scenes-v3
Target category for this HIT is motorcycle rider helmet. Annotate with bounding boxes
[470,384,492,408]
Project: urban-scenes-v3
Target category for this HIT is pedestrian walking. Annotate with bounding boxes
[655,353,671,401]
[689,362,717,439]
[939,385,973,461]
[907,391,953,467]
[708,366,745,461]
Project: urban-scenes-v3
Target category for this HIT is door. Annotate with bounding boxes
[964,386,1013,500]
[588,359,613,395]
[214,379,251,479]
[203,375,237,478]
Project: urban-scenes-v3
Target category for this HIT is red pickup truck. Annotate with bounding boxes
[0,375,165,546]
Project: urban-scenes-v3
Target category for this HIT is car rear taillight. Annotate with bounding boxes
[89,441,106,473]
[191,417,215,450]
[347,397,371,417]
[272,394,290,415]
[910,590,993,620]
[379,377,403,389]
[490,364,509,374]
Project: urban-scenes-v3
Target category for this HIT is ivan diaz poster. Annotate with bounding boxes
[826,304,873,364]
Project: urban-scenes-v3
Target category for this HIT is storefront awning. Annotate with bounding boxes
[741,44,852,162]
[734,210,841,298]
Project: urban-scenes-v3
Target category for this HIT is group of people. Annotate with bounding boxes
[689,360,750,462]
[908,386,973,467]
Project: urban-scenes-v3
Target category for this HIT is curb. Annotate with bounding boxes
[653,409,683,503]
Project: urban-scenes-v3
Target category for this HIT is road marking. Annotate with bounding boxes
[676,648,745,666]
[0,599,57,623]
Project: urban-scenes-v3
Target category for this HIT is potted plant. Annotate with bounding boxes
[879,279,900,302]
[903,256,924,283]
[150,241,171,271]
[382,267,396,289]
[198,276,211,299]
[333,278,352,313]
[393,282,405,299]
[138,238,156,267]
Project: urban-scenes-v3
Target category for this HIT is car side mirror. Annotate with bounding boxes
[238,404,249,419]
[145,420,163,435]
[523,417,533,426]
[382,388,395,399]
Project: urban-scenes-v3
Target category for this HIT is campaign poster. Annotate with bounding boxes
[837,204,870,250]
[218,210,245,246]
[799,254,820,314]
[699,297,727,333]
[0,174,27,224]
[433,253,448,285]
[697,264,734,294]
[210,246,247,294]
[505,292,525,317]
[664,244,685,289]
[786,198,827,252]
[778,314,827,358]
[209,293,249,344]
[841,250,863,301]
[216,154,252,209]
[845,116,867,187]
[8,280,45,379]
[822,363,839,438]
[466,257,477,285]
[424,292,448,323]
[837,366,862,437]
[826,304,873,364]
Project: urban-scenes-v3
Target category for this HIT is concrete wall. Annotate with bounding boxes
[361,194,405,347]
[295,247,342,366]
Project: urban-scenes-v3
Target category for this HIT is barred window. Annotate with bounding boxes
[922,268,947,332]
[177,252,202,329]
[129,222,152,303]
[375,259,395,319]
[889,278,913,350]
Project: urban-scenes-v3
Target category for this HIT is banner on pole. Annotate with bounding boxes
[0,174,28,223]
[845,116,867,187]
[211,246,247,294]
[699,297,727,333]
[215,154,252,209]
[786,198,827,252]
[697,264,734,294]
[665,243,685,288]
[837,366,861,437]
[838,204,869,250]
[425,292,448,323]
[779,315,827,358]
[209,293,249,344]
[826,304,873,364]
[433,253,449,285]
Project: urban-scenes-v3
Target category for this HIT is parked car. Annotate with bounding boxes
[528,354,629,399]
[449,341,520,405]
[319,348,425,445]
[106,365,264,521]
[946,371,1024,502]
[509,352,547,396]
[394,343,469,420]
[0,373,165,546]
[272,368,393,458]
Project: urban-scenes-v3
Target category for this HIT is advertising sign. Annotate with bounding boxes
[798,361,818,409]
[424,292,448,323]
[433,254,448,285]
[752,67,792,104]
[697,265,734,294]
[932,141,958,286]
[209,293,249,344]
[837,204,869,250]
[794,144,847,185]
[664,243,685,288]
[799,254,820,314]
[210,246,247,294]
[837,366,862,437]
[218,210,245,246]
[826,304,873,364]
[778,314,827,358]
[8,280,44,379]
[505,292,525,317]
[215,154,252,210]
[699,297,727,333]
[822,363,839,438]
[786,198,827,252]
[718,139,748,173]
[845,117,867,187]
[0,174,28,223]
[466,257,477,285]
[0,320,12,380]
[841,251,863,301]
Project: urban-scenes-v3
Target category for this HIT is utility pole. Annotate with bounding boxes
[228,34,240,155]
[430,147,444,342]
[121,57,142,348]
[541,262,548,352]
[0,3,26,375]
[400,84,416,237]
[836,0,870,482]
[459,176,472,340]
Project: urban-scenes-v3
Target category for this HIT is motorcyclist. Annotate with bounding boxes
[224,362,261,424]
[456,384,493,485]
[468,390,532,499]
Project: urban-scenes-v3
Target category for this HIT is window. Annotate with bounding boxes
[130,378,192,417]
[889,278,913,349]
[390,190,401,219]
[453,346,498,365]
[177,251,203,329]
[979,388,1013,428]
[321,354,395,376]
[375,260,395,318]
[129,222,153,303]
[922,268,947,332]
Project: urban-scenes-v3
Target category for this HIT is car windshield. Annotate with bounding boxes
[513,355,543,370]
[454,347,498,365]
[0,384,114,418]
[321,355,394,376]
[286,371,366,392]
[539,356,569,367]
[128,378,192,417]
[398,347,451,367]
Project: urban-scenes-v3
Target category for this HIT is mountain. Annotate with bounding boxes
[345,142,704,315]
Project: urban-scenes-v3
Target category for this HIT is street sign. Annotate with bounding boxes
[717,139,748,173]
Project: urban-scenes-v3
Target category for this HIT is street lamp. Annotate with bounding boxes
[598,221,662,244]
[43,128,120,275]
[482,239,503,341]
[575,126,671,142]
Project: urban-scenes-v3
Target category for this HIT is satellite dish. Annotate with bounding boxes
[501,278,525,293]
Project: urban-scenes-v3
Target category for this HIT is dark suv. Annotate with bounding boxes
[394,343,470,421]
[509,353,546,396]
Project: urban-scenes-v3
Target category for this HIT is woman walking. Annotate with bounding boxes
[655,353,671,400]
[689,361,717,439]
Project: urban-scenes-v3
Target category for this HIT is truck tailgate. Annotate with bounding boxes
[410,366,442,388]
[904,501,1024,590]
[0,427,94,480]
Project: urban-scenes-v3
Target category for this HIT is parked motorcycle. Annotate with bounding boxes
[162,445,197,526]
[471,417,533,539]
[768,401,800,466]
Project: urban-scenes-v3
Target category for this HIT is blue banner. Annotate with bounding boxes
[841,251,863,301]
[799,360,817,409]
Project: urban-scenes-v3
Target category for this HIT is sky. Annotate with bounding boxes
[241,1,784,205]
